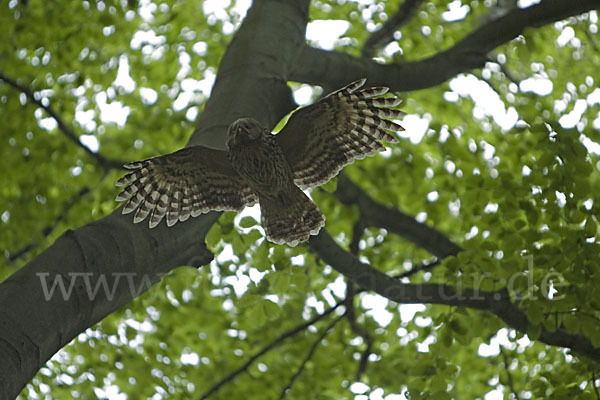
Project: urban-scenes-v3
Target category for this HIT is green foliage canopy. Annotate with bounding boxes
[1,0,600,399]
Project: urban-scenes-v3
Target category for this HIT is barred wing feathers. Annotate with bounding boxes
[115,146,257,228]
[276,79,405,189]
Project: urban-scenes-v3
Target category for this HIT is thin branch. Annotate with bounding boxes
[7,185,94,264]
[354,333,373,382]
[362,0,425,59]
[349,218,367,256]
[0,72,126,170]
[345,216,434,379]
[485,54,521,85]
[278,315,343,400]
[335,173,462,259]
[343,212,375,380]
[393,260,440,280]
[496,60,521,86]
[500,348,519,400]
[584,29,600,54]
[548,310,600,324]
[344,191,442,281]
[343,282,374,381]
[308,229,600,363]
[198,303,343,400]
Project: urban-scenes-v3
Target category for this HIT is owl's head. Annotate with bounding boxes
[226,118,265,149]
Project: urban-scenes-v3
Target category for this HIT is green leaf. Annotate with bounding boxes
[527,324,542,340]
[239,216,258,228]
[261,299,280,320]
[526,302,545,325]
[270,271,291,293]
[205,224,222,248]
[253,240,271,271]
[248,302,267,326]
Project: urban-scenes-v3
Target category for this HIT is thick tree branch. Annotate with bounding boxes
[308,229,600,363]
[190,0,309,148]
[335,173,462,259]
[0,72,126,170]
[0,210,217,399]
[361,0,425,59]
[291,0,600,91]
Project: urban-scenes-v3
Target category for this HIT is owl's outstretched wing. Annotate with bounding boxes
[275,79,405,189]
[115,146,257,228]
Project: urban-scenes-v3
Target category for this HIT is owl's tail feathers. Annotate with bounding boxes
[260,187,325,247]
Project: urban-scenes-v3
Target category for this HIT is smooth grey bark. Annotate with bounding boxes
[0,212,218,399]
[191,0,308,148]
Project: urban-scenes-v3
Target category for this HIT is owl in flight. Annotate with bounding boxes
[115,79,405,246]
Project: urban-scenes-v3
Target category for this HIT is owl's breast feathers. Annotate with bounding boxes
[226,122,325,246]
[227,129,294,198]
